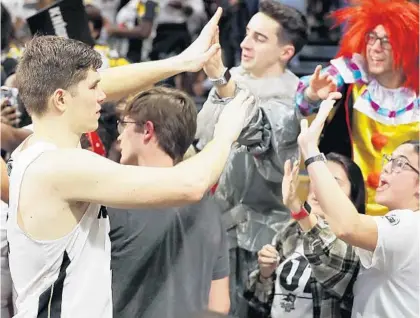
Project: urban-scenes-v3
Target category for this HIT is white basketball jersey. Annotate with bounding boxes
[6,141,112,318]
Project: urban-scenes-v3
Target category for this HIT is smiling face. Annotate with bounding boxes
[376,143,419,211]
[307,161,352,218]
[365,25,395,78]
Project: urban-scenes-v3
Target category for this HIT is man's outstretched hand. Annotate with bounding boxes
[176,7,223,72]
[203,26,225,79]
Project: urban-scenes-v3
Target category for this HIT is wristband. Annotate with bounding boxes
[304,153,326,168]
[291,201,311,220]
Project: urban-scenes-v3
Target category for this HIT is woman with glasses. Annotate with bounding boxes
[294,0,419,216]
[245,151,366,318]
[298,97,419,318]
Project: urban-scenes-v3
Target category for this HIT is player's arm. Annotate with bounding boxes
[99,58,183,101]
[36,140,228,208]
[100,8,222,101]
[36,91,254,209]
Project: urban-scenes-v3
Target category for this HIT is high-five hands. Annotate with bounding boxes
[203,26,225,79]
[306,65,339,101]
[298,92,342,159]
[177,8,223,72]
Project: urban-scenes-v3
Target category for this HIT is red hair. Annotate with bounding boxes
[331,0,419,93]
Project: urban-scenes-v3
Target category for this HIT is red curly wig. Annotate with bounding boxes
[331,0,419,93]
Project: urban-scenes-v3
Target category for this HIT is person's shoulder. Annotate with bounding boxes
[23,148,93,181]
[377,209,419,228]
[38,147,92,164]
[330,53,369,84]
[183,194,223,226]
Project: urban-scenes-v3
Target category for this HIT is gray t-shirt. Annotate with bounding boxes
[108,195,229,318]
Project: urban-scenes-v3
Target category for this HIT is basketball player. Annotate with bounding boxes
[6,8,256,317]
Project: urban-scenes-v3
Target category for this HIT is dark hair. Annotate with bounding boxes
[326,152,366,214]
[402,139,420,154]
[1,4,13,51]
[15,35,102,116]
[85,4,103,38]
[123,87,197,164]
[259,0,309,55]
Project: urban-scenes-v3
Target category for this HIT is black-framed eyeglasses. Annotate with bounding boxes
[366,32,391,50]
[117,120,138,134]
[382,154,419,174]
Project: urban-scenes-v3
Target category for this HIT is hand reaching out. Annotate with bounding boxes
[306,65,339,101]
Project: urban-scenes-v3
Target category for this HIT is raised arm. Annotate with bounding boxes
[297,97,378,251]
[35,91,254,209]
[100,8,223,101]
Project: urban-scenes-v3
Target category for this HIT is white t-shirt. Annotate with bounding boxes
[271,241,313,318]
[353,210,420,318]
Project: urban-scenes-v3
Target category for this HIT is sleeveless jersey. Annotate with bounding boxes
[7,141,112,318]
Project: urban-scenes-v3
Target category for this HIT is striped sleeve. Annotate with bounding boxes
[295,64,345,116]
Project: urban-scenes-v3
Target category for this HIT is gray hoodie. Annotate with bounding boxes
[196,66,302,252]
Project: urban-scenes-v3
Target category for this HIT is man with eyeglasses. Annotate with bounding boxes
[295,0,419,216]
[108,87,250,318]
